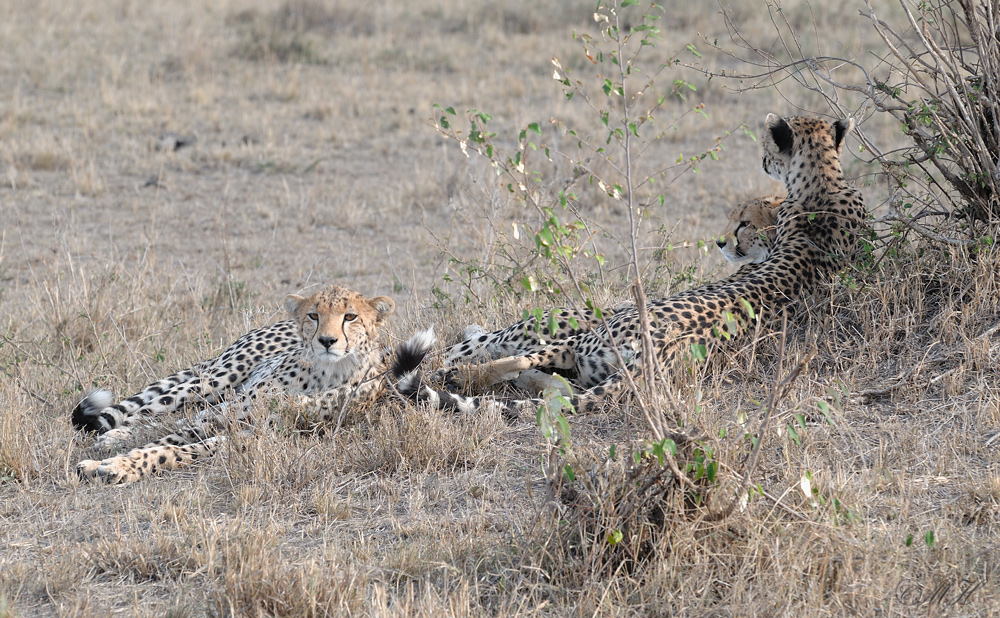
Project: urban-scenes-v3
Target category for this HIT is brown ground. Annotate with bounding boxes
[1,1,999,616]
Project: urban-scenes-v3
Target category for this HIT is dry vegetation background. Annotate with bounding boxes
[1,0,999,616]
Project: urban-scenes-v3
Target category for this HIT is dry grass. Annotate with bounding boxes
[1,0,999,616]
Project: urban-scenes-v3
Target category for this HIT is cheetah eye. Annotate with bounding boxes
[307,312,319,321]
[344,313,358,322]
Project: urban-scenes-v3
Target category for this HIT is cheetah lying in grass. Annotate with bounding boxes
[402,114,864,413]
[72,284,433,483]
[401,194,781,410]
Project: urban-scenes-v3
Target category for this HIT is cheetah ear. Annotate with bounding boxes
[284,294,307,316]
[368,296,395,325]
[833,117,854,153]
[765,114,794,155]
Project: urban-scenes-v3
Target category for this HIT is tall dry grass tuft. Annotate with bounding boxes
[0,388,42,481]
[211,525,367,617]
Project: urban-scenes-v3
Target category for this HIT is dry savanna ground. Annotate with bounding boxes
[1,0,999,616]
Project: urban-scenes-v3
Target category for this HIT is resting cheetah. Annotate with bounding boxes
[427,195,780,381]
[403,114,864,413]
[716,195,781,266]
[398,195,781,410]
[72,284,433,483]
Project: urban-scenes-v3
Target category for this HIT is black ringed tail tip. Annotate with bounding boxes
[71,389,115,432]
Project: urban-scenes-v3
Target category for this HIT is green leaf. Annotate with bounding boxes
[787,423,800,445]
[621,0,639,6]
[607,528,624,545]
[536,227,554,247]
[924,530,935,547]
[817,400,834,425]
[651,442,665,466]
[690,343,707,361]
[662,438,677,456]
[528,122,542,135]
[563,464,576,481]
[685,43,701,58]
[556,414,571,442]
[445,106,457,115]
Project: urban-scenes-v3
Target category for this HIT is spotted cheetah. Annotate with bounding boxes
[716,195,781,265]
[72,284,433,483]
[424,195,780,383]
[398,195,781,410]
[402,115,864,413]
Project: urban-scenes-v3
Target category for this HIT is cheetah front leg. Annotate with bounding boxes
[77,399,246,483]
[77,436,224,484]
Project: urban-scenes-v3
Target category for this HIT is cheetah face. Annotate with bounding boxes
[284,286,394,359]
[716,196,782,265]
[761,114,853,186]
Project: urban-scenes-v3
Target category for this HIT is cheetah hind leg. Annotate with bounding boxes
[441,356,538,392]
[511,369,572,397]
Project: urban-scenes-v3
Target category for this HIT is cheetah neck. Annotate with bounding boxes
[287,343,379,393]
[783,148,850,201]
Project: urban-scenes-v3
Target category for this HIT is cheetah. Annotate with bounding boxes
[402,115,864,413]
[716,195,782,266]
[72,284,434,483]
[410,195,779,402]
[423,194,780,384]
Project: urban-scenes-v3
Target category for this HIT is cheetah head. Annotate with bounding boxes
[284,285,394,359]
[716,196,782,265]
[761,114,853,187]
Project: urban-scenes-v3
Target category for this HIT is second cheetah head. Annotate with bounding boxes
[716,196,782,265]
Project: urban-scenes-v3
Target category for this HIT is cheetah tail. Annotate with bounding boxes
[71,389,116,432]
[391,328,436,381]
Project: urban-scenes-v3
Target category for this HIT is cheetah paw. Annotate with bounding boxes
[76,458,128,484]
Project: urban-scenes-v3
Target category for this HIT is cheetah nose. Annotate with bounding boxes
[716,238,727,248]
[317,336,338,350]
